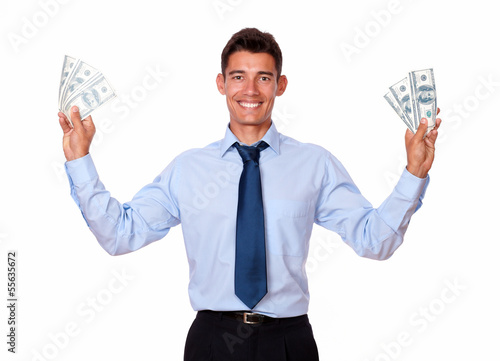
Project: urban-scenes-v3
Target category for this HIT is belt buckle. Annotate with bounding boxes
[243,312,262,325]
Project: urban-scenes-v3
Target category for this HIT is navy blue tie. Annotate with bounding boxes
[234,141,269,309]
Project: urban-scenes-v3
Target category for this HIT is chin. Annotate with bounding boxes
[237,119,269,126]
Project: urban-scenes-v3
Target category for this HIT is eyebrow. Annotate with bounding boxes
[228,70,275,77]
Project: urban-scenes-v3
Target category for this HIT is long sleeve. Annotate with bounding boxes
[65,154,181,255]
[314,152,429,260]
[61,123,433,317]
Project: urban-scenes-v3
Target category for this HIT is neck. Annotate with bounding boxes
[230,120,271,145]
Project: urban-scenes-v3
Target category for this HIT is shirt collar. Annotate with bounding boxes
[219,121,280,157]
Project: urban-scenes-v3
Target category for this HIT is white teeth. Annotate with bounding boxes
[239,102,261,108]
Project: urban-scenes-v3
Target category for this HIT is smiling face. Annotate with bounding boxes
[216,51,287,136]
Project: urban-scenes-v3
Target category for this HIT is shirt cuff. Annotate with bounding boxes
[65,153,98,185]
[395,167,429,200]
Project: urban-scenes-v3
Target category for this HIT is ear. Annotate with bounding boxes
[216,73,226,95]
[276,75,288,96]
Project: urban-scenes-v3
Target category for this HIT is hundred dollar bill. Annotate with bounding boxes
[60,58,101,109]
[58,55,116,126]
[58,55,76,108]
[384,91,415,133]
[62,74,116,124]
[389,77,417,130]
[409,68,437,135]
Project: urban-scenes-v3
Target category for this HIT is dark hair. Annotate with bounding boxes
[221,28,282,79]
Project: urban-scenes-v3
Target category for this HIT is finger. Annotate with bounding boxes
[59,114,73,133]
[405,127,413,145]
[425,117,442,135]
[437,107,440,115]
[433,117,442,131]
[81,115,96,136]
[414,118,428,139]
[82,114,94,126]
[70,106,84,132]
[58,111,72,126]
[425,126,438,145]
[426,118,441,143]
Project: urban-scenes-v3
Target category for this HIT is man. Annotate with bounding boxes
[58,28,441,360]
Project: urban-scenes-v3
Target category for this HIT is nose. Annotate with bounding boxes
[243,78,260,96]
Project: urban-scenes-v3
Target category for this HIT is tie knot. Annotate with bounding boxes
[234,142,269,164]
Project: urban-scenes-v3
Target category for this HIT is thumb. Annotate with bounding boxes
[414,117,428,139]
[70,106,84,132]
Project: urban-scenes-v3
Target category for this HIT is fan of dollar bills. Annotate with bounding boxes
[384,68,437,135]
[58,55,116,126]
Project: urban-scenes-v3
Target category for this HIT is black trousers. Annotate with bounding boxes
[184,311,320,361]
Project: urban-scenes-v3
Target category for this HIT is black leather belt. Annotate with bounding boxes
[202,310,275,324]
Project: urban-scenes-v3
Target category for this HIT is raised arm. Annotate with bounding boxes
[58,108,181,255]
[315,108,442,260]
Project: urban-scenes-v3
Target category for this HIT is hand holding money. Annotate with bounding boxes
[405,108,441,178]
[384,68,441,177]
[57,55,115,161]
[58,106,96,161]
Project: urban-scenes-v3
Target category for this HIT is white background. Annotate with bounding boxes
[1,0,499,360]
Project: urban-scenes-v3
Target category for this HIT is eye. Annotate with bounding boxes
[260,76,270,81]
[233,75,243,80]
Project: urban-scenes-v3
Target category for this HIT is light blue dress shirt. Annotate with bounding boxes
[65,122,429,318]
